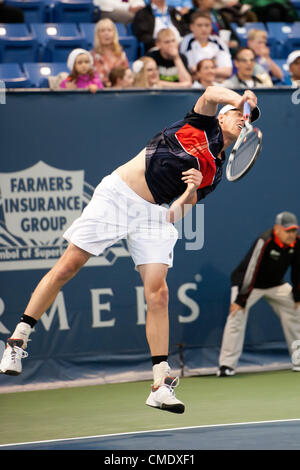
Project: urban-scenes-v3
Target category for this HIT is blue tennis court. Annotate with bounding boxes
[1,419,300,450]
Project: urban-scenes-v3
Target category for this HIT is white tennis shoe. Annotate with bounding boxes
[146,376,185,414]
[0,339,28,375]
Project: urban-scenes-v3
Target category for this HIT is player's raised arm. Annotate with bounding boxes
[194,86,258,116]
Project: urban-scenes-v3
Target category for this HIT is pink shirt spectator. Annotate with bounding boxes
[60,73,104,89]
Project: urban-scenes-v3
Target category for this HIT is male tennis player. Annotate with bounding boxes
[0,86,259,414]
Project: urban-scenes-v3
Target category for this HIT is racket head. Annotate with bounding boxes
[226,126,263,182]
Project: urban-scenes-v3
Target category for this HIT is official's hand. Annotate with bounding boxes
[229,302,244,316]
[295,302,300,310]
[181,168,203,193]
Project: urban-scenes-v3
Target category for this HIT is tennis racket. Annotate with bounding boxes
[226,102,263,182]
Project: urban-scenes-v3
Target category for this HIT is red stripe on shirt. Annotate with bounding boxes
[175,123,216,188]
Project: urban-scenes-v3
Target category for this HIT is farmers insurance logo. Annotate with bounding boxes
[0,161,129,271]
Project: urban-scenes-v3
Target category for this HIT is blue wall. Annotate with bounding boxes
[0,89,299,387]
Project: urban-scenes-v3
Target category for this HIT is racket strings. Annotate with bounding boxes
[230,131,260,176]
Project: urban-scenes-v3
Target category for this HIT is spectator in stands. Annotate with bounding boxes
[183,0,240,53]
[167,0,193,15]
[223,46,273,88]
[287,51,300,88]
[192,58,221,88]
[133,55,189,88]
[241,0,299,22]
[0,0,24,22]
[108,66,135,88]
[90,18,129,87]
[93,0,145,25]
[60,48,104,93]
[147,28,192,87]
[133,57,160,87]
[214,0,258,26]
[180,11,232,80]
[132,0,190,52]
[247,29,283,83]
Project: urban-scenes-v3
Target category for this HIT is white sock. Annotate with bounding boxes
[10,322,32,349]
[153,361,170,388]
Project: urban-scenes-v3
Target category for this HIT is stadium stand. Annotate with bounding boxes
[0,23,39,62]
[30,22,88,61]
[4,0,48,23]
[23,61,68,86]
[0,62,30,86]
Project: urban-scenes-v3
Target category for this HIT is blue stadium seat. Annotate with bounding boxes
[0,63,30,88]
[119,37,139,62]
[284,22,300,55]
[230,22,267,46]
[51,0,96,23]
[266,22,300,58]
[231,22,276,57]
[30,23,88,62]
[23,62,68,87]
[115,23,127,37]
[78,22,94,48]
[0,23,39,63]
[79,23,138,61]
[4,0,48,23]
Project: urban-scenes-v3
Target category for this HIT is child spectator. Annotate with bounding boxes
[192,58,220,88]
[60,48,104,93]
[247,29,283,83]
[90,18,129,87]
[180,11,232,80]
[147,28,192,87]
[108,66,135,88]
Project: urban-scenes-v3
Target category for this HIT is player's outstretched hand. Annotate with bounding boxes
[181,168,203,193]
[237,90,257,111]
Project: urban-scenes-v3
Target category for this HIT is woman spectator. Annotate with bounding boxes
[133,57,161,88]
[90,18,129,87]
[192,58,221,88]
[133,56,192,88]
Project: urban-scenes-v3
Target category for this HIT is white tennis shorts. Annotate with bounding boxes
[63,172,178,268]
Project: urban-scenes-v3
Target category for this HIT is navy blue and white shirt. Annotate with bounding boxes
[145,108,225,205]
[180,33,232,70]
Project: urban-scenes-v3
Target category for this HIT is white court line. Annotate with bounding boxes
[1,418,300,447]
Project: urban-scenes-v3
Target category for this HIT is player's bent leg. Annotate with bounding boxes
[23,243,92,322]
[138,263,185,414]
[0,243,92,376]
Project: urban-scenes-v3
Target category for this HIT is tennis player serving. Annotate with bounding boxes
[0,86,260,414]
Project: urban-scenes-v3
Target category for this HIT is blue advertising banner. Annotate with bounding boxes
[0,89,299,390]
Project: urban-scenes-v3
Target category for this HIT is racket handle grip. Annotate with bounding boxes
[243,102,251,120]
